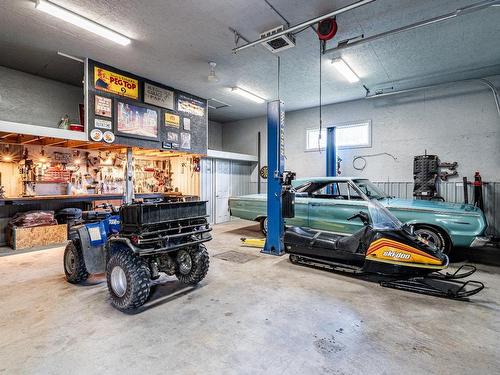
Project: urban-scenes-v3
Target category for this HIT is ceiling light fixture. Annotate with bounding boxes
[331,58,360,83]
[230,87,265,104]
[35,0,131,46]
[208,62,219,82]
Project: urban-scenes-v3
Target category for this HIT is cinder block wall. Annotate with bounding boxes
[221,78,500,182]
[0,66,83,128]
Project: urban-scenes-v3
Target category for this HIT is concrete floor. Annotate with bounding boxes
[0,219,499,375]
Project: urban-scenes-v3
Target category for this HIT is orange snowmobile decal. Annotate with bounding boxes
[366,238,445,269]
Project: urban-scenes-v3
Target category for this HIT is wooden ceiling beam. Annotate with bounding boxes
[20,136,44,145]
[41,138,67,146]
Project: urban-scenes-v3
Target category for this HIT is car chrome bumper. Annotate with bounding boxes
[470,236,492,247]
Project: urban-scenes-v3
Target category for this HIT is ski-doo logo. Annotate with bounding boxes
[382,250,411,260]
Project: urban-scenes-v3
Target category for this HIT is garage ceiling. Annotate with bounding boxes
[0,0,499,123]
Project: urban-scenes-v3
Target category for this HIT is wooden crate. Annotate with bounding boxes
[8,224,67,250]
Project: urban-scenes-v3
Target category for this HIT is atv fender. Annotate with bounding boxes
[77,226,106,274]
[106,238,139,260]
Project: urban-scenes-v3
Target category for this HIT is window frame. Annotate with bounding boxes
[304,120,372,152]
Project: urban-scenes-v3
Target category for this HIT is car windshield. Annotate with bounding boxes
[353,179,388,200]
[368,200,403,230]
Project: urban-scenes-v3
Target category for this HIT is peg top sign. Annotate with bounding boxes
[94,66,138,99]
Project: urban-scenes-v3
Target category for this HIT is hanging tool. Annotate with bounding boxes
[473,172,484,210]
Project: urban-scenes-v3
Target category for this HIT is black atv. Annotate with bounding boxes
[63,200,212,311]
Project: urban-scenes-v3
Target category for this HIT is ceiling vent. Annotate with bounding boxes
[260,25,296,53]
[208,98,231,110]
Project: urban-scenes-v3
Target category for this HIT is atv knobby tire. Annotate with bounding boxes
[106,251,151,311]
[175,244,210,285]
[63,240,89,284]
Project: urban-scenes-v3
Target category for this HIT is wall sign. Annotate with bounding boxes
[94,118,112,130]
[116,101,158,140]
[180,132,191,149]
[94,66,138,99]
[260,166,268,179]
[90,129,103,142]
[86,59,208,154]
[53,152,72,164]
[95,95,112,117]
[103,131,115,143]
[165,113,180,128]
[167,131,179,142]
[177,94,205,117]
[144,83,174,109]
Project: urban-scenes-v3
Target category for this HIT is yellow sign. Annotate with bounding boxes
[94,66,138,99]
[165,113,180,128]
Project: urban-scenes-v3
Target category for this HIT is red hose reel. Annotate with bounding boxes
[316,17,338,41]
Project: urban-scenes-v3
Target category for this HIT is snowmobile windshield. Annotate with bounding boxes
[352,179,388,200]
[368,200,403,230]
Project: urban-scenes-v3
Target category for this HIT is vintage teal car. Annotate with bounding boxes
[229,177,490,253]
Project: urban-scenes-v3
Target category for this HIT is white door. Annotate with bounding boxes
[215,159,231,224]
[200,158,215,224]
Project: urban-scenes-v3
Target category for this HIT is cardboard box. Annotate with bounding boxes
[8,224,67,250]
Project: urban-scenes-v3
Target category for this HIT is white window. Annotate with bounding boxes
[336,121,371,148]
[305,121,371,151]
[306,128,327,151]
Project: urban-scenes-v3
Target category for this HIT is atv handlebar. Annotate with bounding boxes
[94,203,119,214]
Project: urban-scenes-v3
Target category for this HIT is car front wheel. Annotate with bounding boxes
[414,225,451,254]
[259,217,268,236]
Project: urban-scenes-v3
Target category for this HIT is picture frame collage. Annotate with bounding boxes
[88,61,206,152]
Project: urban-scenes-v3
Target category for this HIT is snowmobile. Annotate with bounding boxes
[284,200,484,299]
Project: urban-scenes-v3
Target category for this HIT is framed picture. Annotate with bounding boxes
[94,66,138,100]
[180,132,191,149]
[165,113,180,128]
[167,131,179,142]
[116,101,159,140]
[95,95,112,117]
[144,82,174,110]
[177,94,205,117]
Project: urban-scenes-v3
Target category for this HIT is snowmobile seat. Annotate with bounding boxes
[285,226,369,254]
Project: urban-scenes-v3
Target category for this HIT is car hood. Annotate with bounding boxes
[381,198,481,214]
[230,194,266,200]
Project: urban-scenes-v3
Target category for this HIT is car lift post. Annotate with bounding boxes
[326,127,337,177]
[326,127,337,194]
[263,100,286,256]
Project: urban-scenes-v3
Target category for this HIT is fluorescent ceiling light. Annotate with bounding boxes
[231,87,265,104]
[35,0,131,46]
[331,58,360,83]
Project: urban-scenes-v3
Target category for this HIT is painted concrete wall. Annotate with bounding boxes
[222,78,500,182]
[208,120,223,150]
[0,66,83,128]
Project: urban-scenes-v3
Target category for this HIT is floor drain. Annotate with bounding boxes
[214,251,258,264]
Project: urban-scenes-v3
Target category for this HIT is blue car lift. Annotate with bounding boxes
[263,100,286,255]
[326,127,337,178]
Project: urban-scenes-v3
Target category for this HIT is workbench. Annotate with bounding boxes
[0,193,198,246]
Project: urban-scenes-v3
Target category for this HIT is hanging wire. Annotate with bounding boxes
[318,40,323,152]
[277,55,281,99]
[353,152,398,171]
